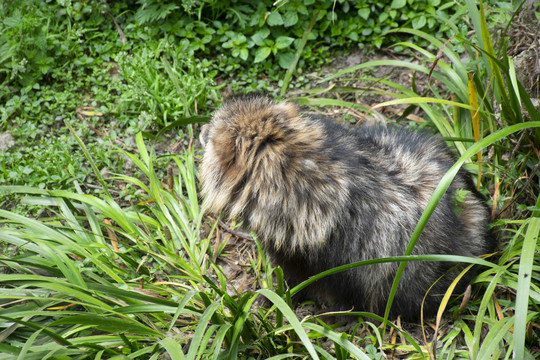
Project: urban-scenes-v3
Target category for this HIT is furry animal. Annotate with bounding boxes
[199,93,494,320]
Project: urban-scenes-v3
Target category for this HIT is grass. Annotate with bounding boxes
[1,0,540,358]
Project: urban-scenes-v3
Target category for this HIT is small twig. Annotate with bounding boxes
[104,10,126,46]
[218,220,252,240]
[87,124,127,146]
[428,35,455,82]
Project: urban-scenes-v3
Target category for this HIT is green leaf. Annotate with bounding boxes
[251,28,270,46]
[17,329,44,360]
[186,301,221,360]
[239,48,249,61]
[267,11,283,26]
[358,8,370,20]
[513,218,540,360]
[160,337,186,360]
[3,17,22,28]
[258,289,320,360]
[275,36,294,49]
[508,57,522,108]
[362,28,373,36]
[283,11,298,27]
[391,0,406,8]
[302,323,371,360]
[412,15,427,29]
[51,315,162,337]
[278,52,295,69]
[254,46,272,63]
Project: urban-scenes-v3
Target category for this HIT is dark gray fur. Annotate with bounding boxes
[199,94,494,320]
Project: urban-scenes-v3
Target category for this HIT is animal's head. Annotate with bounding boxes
[198,93,348,252]
[198,93,322,218]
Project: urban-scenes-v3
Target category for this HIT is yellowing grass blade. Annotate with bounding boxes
[468,71,482,188]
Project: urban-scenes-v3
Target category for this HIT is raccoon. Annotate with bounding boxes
[199,93,494,320]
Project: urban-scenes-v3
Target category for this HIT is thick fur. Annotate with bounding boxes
[199,94,494,320]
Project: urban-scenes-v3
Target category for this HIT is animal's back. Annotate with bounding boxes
[301,122,493,317]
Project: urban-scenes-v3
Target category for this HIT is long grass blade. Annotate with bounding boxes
[160,337,186,360]
[280,11,319,97]
[513,217,540,360]
[64,120,112,199]
[302,323,370,360]
[258,289,320,360]
[467,71,482,187]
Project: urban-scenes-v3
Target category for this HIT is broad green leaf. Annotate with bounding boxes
[251,28,270,46]
[267,11,283,26]
[239,48,249,61]
[254,46,272,63]
[412,15,427,29]
[358,8,370,20]
[278,52,295,69]
[283,11,298,27]
[275,36,294,49]
[391,0,406,9]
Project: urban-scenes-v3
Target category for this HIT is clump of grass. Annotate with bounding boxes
[116,40,221,128]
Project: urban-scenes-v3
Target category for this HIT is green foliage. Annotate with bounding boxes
[2,0,539,357]
[132,0,487,78]
[116,39,221,127]
[0,0,134,204]
[0,0,111,88]
[0,79,133,197]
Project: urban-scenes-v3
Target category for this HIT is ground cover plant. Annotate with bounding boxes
[0,0,504,201]
[1,0,539,358]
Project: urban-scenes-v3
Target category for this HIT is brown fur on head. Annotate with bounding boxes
[199,94,346,253]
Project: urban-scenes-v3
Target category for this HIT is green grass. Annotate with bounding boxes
[1,0,539,358]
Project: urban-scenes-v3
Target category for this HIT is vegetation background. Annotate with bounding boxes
[0,0,539,359]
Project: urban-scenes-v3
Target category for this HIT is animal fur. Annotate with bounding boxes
[199,93,494,320]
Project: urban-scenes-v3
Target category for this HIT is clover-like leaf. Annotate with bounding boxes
[254,46,272,63]
[391,0,406,9]
[275,36,295,50]
[267,11,283,26]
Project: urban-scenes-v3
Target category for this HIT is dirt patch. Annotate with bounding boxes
[508,1,540,99]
